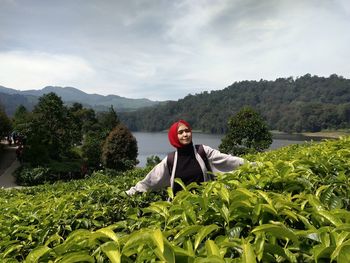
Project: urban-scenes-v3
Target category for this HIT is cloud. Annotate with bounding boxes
[0,51,96,89]
[0,0,349,100]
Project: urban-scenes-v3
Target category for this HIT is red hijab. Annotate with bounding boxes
[168,120,192,148]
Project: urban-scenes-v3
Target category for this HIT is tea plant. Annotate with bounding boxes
[1,137,350,262]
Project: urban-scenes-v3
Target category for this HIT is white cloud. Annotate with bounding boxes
[0,0,349,100]
[0,51,96,89]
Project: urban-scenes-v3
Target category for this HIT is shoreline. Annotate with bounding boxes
[300,131,349,139]
[270,130,349,139]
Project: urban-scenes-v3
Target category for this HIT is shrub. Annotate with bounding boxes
[102,123,138,171]
[15,160,83,186]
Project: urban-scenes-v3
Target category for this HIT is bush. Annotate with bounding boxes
[15,160,83,186]
[102,123,138,171]
[15,166,51,186]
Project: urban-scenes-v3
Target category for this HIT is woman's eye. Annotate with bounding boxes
[178,129,190,134]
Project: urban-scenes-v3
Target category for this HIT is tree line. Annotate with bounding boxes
[119,74,350,133]
[1,92,138,185]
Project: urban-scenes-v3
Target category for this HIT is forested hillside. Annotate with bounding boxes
[119,74,350,133]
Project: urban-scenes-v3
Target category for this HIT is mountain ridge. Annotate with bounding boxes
[0,85,162,116]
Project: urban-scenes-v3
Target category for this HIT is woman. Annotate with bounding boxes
[126,120,246,195]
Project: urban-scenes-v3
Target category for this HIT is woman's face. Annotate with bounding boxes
[177,123,192,145]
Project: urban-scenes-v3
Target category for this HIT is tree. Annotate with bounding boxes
[25,92,76,162]
[146,155,161,167]
[102,123,138,171]
[0,104,12,137]
[219,107,272,155]
[81,131,104,169]
[12,105,31,135]
[97,106,120,136]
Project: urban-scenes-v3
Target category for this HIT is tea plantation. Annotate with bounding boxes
[1,137,350,262]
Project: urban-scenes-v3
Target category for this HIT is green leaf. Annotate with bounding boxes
[194,255,225,263]
[241,238,256,263]
[59,252,95,263]
[122,230,151,254]
[167,187,174,200]
[260,203,278,215]
[174,178,187,191]
[331,239,350,261]
[336,245,350,263]
[313,245,335,263]
[172,244,195,257]
[317,210,343,227]
[154,239,175,263]
[205,240,221,257]
[252,223,298,243]
[253,233,265,262]
[194,225,220,250]
[143,201,170,219]
[152,228,164,253]
[3,244,23,258]
[100,241,121,263]
[256,190,273,206]
[217,184,230,204]
[25,245,51,263]
[264,244,291,261]
[219,205,230,225]
[44,233,63,246]
[94,227,119,242]
[174,225,202,242]
[283,247,297,263]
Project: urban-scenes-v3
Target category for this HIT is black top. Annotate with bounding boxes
[173,142,204,193]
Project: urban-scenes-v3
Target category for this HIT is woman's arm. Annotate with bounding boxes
[126,157,171,195]
[203,145,245,173]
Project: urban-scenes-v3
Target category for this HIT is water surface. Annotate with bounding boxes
[133,132,326,167]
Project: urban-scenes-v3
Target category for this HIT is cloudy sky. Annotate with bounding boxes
[1,0,350,101]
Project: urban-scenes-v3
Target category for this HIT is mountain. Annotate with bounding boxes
[0,91,37,116]
[0,85,162,116]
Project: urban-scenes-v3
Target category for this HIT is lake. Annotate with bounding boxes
[132,132,326,167]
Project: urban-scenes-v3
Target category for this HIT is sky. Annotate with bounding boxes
[1,0,350,101]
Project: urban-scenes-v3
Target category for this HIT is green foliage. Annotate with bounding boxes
[15,160,83,185]
[146,155,162,167]
[0,104,12,137]
[12,105,30,135]
[97,105,120,133]
[24,92,78,162]
[81,132,104,169]
[219,107,272,155]
[102,123,138,171]
[11,93,129,173]
[1,136,350,262]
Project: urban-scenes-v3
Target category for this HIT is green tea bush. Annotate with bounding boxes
[15,160,83,186]
[1,137,350,262]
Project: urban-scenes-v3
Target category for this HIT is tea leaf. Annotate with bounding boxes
[100,241,121,263]
[194,225,219,250]
[241,239,256,263]
[252,224,298,243]
[25,245,50,263]
[205,240,220,257]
